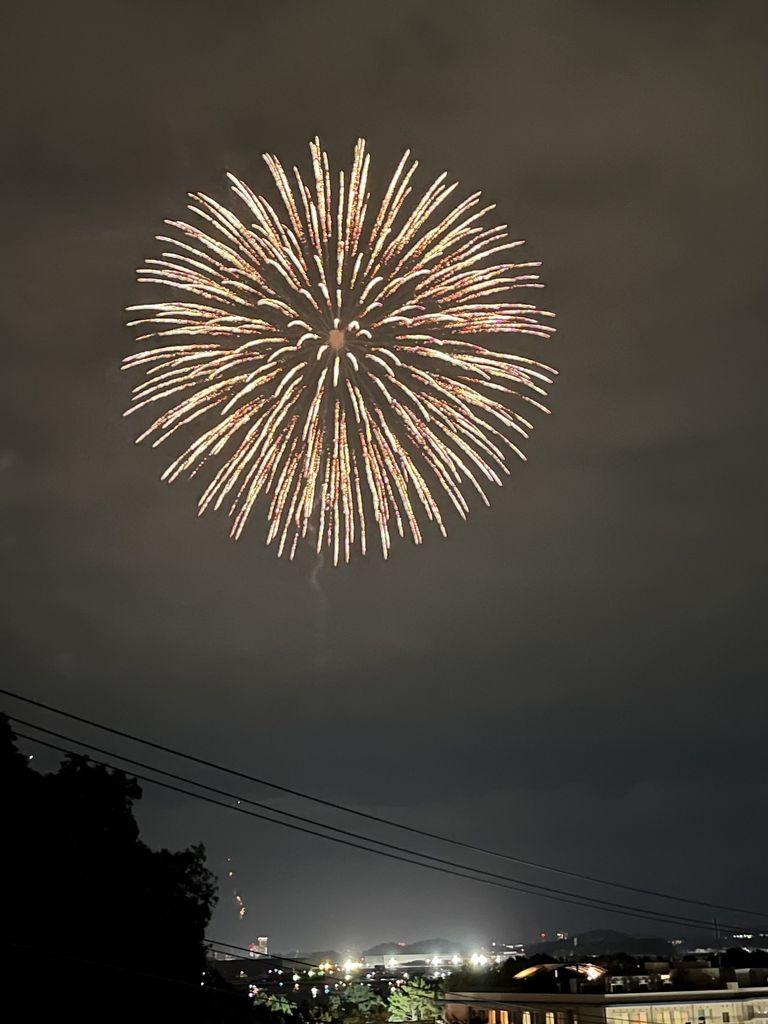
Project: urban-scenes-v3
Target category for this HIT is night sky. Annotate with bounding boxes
[3,1,767,954]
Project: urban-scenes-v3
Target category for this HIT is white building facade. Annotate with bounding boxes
[443,987,768,1024]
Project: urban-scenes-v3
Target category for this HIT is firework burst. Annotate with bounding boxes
[123,138,557,563]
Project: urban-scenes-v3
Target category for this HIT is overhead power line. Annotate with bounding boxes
[0,936,241,999]
[1,687,763,922]
[11,725,762,935]
[9,713,743,930]
[206,939,338,972]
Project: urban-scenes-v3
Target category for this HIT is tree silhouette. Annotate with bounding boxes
[387,977,440,1021]
[0,714,249,1021]
[252,990,298,1023]
[328,981,387,1024]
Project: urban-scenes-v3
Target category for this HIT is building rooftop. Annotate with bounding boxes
[444,988,768,1007]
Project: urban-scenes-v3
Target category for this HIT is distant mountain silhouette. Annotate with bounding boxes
[364,938,464,957]
[526,930,674,957]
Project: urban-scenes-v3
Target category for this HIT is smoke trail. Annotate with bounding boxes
[309,546,329,669]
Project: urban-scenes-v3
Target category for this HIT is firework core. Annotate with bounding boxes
[328,328,346,351]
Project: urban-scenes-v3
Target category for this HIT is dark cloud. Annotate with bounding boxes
[2,0,766,952]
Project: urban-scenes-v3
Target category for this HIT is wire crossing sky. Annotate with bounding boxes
[4,687,765,926]
[123,138,556,563]
[6,0,765,951]
[12,726,760,935]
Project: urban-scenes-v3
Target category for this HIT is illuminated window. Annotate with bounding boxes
[523,1013,532,1024]
[546,1013,555,1024]
[500,1012,509,1024]
[489,1011,497,1024]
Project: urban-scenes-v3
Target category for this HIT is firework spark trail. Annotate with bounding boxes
[225,856,247,921]
[123,138,557,562]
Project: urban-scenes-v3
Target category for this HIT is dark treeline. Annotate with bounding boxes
[1,714,252,1021]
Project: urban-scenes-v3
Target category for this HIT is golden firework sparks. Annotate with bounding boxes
[123,138,557,563]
